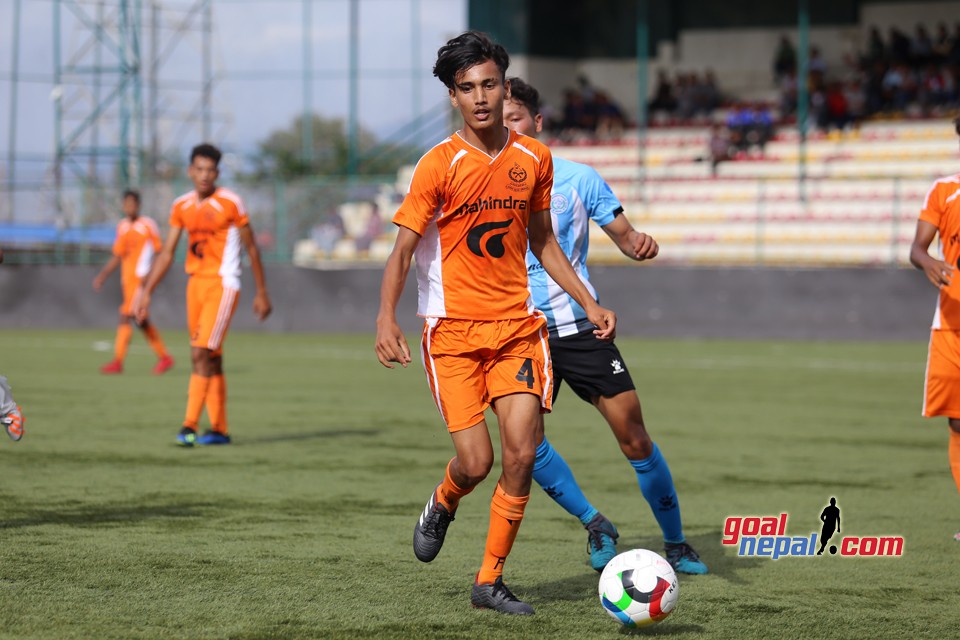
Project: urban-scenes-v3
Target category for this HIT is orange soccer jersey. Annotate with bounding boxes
[920,174,960,417]
[112,216,161,314]
[920,174,960,330]
[393,129,554,320]
[169,187,249,289]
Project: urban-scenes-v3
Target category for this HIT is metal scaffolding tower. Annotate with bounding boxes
[49,0,217,219]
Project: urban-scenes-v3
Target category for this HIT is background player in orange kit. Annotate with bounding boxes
[375,31,616,615]
[909,115,960,541]
[93,189,174,375]
[134,143,272,447]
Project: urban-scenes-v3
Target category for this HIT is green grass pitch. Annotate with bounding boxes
[0,329,956,639]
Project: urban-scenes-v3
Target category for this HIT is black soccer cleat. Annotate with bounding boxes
[413,485,455,562]
[471,577,535,615]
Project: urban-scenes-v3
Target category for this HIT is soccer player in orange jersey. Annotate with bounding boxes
[134,143,272,447]
[375,31,616,615]
[909,115,960,541]
[93,190,174,375]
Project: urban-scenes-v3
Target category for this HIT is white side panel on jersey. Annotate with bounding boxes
[415,218,446,317]
[219,226,243,290]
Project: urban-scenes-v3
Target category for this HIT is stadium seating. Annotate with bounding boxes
[551,119,953,266]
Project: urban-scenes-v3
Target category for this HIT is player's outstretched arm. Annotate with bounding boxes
[602,214,659,262]
[910,220,953,289]
[93,255,121,291]
[529,209,616,339]
[376,226,419,368]
[134,226,182,323]
[240,225,272,321]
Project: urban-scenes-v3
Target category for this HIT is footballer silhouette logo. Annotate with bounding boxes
[467,219,514,258]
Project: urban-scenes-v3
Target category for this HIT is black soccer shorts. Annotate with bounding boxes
[549,328,636,404]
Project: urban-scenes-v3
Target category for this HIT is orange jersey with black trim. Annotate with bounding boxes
[393,129,553,320]
[920,174,960,330]
[169,187,249,286]
[113,216,161,285]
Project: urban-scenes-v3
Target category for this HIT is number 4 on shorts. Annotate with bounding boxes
[515,358,534,389]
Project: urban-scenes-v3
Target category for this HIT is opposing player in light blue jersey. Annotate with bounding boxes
[504,77,707,575]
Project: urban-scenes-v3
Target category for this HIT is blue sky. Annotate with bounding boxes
[0,0,466,179]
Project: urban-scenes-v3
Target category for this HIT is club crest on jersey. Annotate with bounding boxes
[508,163,527,184]
[550,193,568,215]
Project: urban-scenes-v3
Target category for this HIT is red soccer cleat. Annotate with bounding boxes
[100,360,123,374]
[152,355,175,375]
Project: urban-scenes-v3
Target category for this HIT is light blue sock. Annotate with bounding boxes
[629,443,684,543]
[533,437,598,525]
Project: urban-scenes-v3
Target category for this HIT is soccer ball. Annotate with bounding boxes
[598,548,679,627]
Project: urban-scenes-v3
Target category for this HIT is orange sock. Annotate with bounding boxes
[205,374,227,434]
[437,458,474,513]
[143,324,168,358]
[114,324,133,362]
[476,483,529,585]
[184,374,211,429]
[949,429,960,495]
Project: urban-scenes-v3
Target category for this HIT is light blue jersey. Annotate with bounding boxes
[526,156,623,338]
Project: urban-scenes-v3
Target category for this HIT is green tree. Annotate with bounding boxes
[248,114,420,180]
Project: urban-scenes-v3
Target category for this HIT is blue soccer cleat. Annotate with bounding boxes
[585,512,619,572]
[665,541,709,575]
[197,430,231,445]
[176,426,197,447]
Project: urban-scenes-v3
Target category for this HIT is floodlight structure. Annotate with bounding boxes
[49,0,219,222]
[52,0,143,219]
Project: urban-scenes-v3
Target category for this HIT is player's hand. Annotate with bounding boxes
[923,258,954,289]
[630,232,659,261]
[93,274,106,291]
[586,303,617,341]
[375,318,412,369]
[253,292,272,322]
[133,291,151,324]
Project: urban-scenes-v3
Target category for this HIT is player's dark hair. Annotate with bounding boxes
[506,77,541,117]
[433,30,509,89]
[122,189,140,203]
[190,143,222,166]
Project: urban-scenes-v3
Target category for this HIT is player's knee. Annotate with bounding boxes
[618,426,653,459]
[502,445,536,476]
[458,457,493,485]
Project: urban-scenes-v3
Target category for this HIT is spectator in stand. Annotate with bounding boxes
[808,46,828,76]
[779,69,799,116]
[911,24,935,67]
[773,35,797,84]
[864,27,886,66]
[354,203,382,257]
[823,81,851,132]
[888,26,912,64]
[708,123,731,177]
[745,103,775,152]
[310,209,344,257]
[649,69,678,115]
[700,70,723,114]
[933,22,952,65]
[594,91,627,139]
[560,89,596,135]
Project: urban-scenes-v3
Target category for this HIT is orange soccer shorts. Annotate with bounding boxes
[923,329,960,418]
[120,279,143,316]
[186,276,240,354]
[420,313,553,432]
